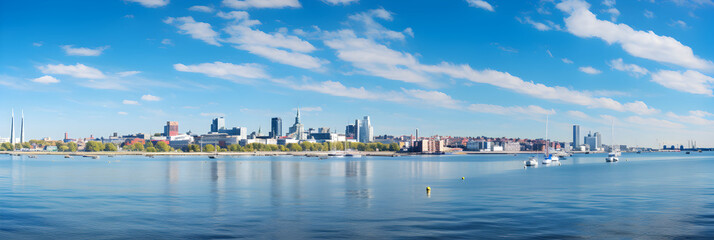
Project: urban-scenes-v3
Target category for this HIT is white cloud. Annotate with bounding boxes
[579,66,602,74]
[61,45,109,56]
[666,112,714,125]
[323,0,358,5]
[164,16,221,46]
[605,8,620,21]
[200,112,225,117]
[670,20,688,29]
[651,70,714,95]
[223,0,300,9]
[38,63,106,79]
[643,10,654,19]
[117,71,141,77]
[33,42,43,47]
[32,75,60,84]
[126,0,169,8]
[189,5,213,13]
[174,61,269,83]
[626,116,685,128]
[609,58,648,77]
[690,110,713,118]
[602,0,616,7]
[624,101,660,115]
[161,39,173,45]
[118,111,128,115]
[466,0,495,11]
[123,100,140,105]
[557,0,714,70]
[403,89,462,109]
[221,11,326,70]
[141,94,161,101]
[467,104,555,115]
[567,110,589,119]
[292,106,322,112]
[348,8,412,40]
[517,17,562,31]
[562,58,574,64]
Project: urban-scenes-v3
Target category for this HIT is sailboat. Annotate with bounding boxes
[605,120,620,162]
[542,115,559,164]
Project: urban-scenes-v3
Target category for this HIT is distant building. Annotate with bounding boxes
[412,139,444,153]
[20,110,25,143]
[164,121,179,137]
[211,117,225,133]
[10,109,15,147]
[318,127,330,133]
[270,117,282,138]
[219,127,247,137]
[168,134,193,149]
[572,125,580,148]
[466,140,491,151]
[359,116,373,143]
[199,133,242,148]
[584,131,600,151]
[503,142,521,151]
[288,107,305,140]
[345,124,356,139]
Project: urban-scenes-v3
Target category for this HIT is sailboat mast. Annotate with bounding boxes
[545,114,549,157]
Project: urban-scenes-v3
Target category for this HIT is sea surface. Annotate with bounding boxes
[1,152,714,239]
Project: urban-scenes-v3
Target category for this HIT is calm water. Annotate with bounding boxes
[2,152,714,239]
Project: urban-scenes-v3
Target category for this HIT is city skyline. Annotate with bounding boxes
[1,0,713,147]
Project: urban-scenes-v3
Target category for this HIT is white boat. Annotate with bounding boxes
[525,156,538,166]
[605,120,620,162]
[541,115,558,164]
[345,153,362,158]
[605,152,619,162]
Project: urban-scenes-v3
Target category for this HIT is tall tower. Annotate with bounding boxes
[10,109,15,147]
[271,117,282,138]
[572,124,580,148]
[359,116,373,143]
[295,107,301,125]
[21,110,25,143]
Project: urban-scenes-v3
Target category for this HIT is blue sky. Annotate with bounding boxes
[1,0,712,147]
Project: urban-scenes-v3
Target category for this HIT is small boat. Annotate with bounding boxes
[636,150,641,154]
[319,156,329,160]
[699,150,703,153]
[525,156,538,166]
[28,155,37,158]
[605,152,619,162]
[208,155,217,159]
[345,153,362,158]
[685,151,691,154]
[92,156,100,159]
[64,155,71,158]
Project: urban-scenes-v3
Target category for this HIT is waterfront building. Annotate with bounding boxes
[199,133,241,148]
[270,117,282,138]
[354,119,361,141]
[584,131,600,151]
[503,142,521,151]
[288,107,305,140]
[277,138,300,145]
[240,138,277,146]
[211,117,225,133]
[345,124,356,139]
[164,121,179,137]
[594,132,602,149]
[318,127,330,133]
[466,140,492,151]
[412,139,444,153]
[219,127,247,137]
[10,109,15,147]
[572,125,580,148]
[20,110,24,143]
[168,134,194,149]
[359,116,373,143]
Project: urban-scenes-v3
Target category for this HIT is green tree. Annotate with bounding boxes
[104,143,117,151]
[156,141,171,152]
[287,143,302,151]
[145,147,157,152]
[188,144,200,152]
[279,145,288,151]
[203,144,215,152]
[132,142,144,151]
[389,143,400,151]
[85,141,103,152]
[68,142,78,152]
[59,146,69,152]
[22,142,31,149]
[144,141,153,149]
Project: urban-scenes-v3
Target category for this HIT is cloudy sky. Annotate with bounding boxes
[1,0,712,147]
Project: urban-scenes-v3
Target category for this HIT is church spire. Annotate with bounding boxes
[295,106,301,124]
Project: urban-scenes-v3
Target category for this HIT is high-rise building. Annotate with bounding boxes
[164,121,179,137]
[270,117,282,138]
[20,110,25,143]
[572,125,580,148]
[594,132,602,149]
[288,107,305,140]
[10,109,15,147]
[211,117,225,133]
[584,131,600,151]
[345,124,356,139]
[354,119,361,142]
[359,116,373,143]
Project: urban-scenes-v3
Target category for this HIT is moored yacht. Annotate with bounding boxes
[525,156,538,166]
